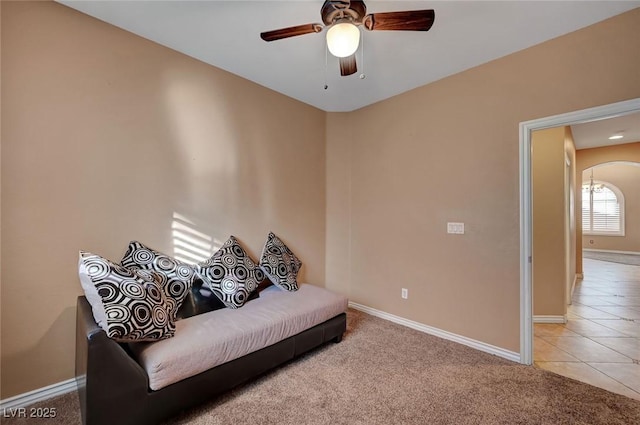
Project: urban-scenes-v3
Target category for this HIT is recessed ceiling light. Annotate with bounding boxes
[608,135,624,140]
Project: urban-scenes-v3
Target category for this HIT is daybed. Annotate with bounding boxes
[75,283,347,425]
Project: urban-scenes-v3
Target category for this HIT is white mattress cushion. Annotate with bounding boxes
[130,283,348,390]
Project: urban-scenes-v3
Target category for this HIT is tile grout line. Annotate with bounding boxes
[582,361,640,398]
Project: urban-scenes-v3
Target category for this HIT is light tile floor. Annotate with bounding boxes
[534,258,640,401]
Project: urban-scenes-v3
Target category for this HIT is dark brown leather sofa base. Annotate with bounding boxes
[76,296,346,425]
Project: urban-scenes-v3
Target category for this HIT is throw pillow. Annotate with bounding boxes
[176,278,260,319]
[256,278,273,293]
[120,241,197,319]
[258,232,302,292]
[78,251,175,342]
[196,236,264,309]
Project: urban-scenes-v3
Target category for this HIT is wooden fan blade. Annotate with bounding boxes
[339,54,357,76]
[260,23,323,42]
[363,10,435,31]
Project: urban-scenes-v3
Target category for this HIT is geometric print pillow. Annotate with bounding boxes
[120,241,197,319]
[176,277,261,319]
[175,277,227,319]
[196,236,265,309]
[78,251,176,342]
[258,232,302,292]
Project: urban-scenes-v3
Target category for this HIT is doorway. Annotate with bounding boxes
[518,97,640,365]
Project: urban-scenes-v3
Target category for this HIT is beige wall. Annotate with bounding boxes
[0,0,3,370]
[326,8,640,351]
[531,126,577,317]
[325,113,352,296]
[1,1,326,398]
[579,147,640,253]
[565,128,577,302]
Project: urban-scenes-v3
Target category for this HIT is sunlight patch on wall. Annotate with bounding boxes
[171,212,216,264]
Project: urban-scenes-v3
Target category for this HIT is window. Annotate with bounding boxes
[582,181,624,236]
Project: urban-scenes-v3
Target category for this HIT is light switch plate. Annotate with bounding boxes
[447,222,465,234]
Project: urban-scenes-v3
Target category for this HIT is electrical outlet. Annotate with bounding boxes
[401,288,408,299]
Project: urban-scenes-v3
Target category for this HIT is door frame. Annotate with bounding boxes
[518,97,640,365]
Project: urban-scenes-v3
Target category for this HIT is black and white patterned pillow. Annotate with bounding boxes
[120,241,196,319]
[196,236,264,309]
[78,251,175,342]
[259,232,302,292]
[176,278,261,319]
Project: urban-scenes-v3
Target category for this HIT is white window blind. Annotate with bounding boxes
[582,183,624,235]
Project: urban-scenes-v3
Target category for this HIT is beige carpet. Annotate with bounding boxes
[5,309,639,425]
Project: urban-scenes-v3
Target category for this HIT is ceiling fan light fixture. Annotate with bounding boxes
[260,2,436,77]
[326,21,360,58]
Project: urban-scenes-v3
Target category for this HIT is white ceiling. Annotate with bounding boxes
[57,1,640,112]
[571,112,640,150]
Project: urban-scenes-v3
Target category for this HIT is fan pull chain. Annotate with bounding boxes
[359,28,366,80]
[324,39,329,90]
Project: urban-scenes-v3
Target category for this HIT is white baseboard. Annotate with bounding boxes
[348,302,521,364]
[583,249,640,256]
[0,378,76,410]
[533,315,567,324]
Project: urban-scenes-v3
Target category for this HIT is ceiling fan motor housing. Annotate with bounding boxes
[321,0,367,26]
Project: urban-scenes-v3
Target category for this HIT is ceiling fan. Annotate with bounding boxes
[260,0,435,77]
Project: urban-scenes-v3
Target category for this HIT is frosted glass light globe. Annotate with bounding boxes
[326,22,360,58]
